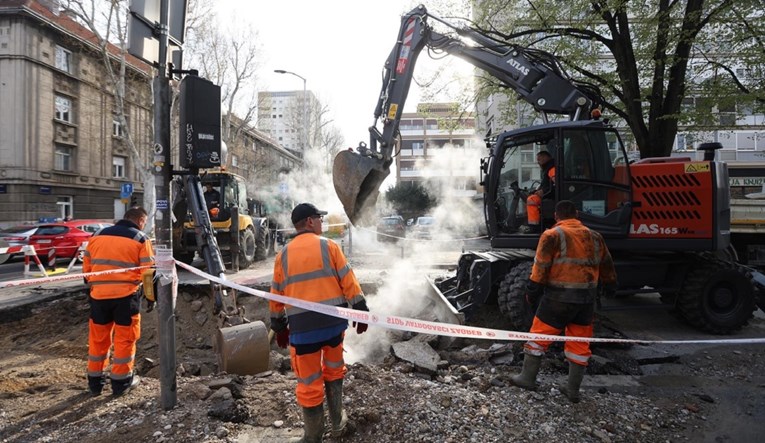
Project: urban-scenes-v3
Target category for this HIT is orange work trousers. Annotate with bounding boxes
[87,316,141,380]
[527,194,542,225]
[87,293,141,381]
[523,297,594,366]
[290,338,346,407]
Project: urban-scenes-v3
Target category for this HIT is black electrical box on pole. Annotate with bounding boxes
[179,76,222,169]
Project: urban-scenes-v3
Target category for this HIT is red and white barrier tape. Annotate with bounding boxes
[0,266,151,289]
[4,259,764,345]
[174,260,765,345]
[0,245,25,255]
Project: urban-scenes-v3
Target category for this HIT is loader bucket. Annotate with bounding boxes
[333,150,391,225]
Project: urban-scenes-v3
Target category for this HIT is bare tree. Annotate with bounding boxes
[183,10,262,148]
[61,0,156,229]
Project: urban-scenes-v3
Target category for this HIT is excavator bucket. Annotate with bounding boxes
[333,150,391,226]
[215,320,270,375]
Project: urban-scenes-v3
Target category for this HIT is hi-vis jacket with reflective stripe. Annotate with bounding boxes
[83,220,155,300]
[530,218,617,303]
[270,232,365,345]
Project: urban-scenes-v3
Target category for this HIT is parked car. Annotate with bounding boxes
[27,219,114,260]
[376,215,406,242]
[0,225,39,264]
[412,216,436,239]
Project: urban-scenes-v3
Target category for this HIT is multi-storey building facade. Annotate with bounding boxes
[0,0,152,224]
[223,114,301,199]
[257,90,317,158]
[396,102,482,197]
[0,1,304,227]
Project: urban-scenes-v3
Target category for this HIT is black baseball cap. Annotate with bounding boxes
[291,203,328,224]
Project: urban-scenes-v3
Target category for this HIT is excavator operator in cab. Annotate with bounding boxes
[526,150,556,233]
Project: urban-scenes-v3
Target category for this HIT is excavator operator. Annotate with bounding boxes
[525,150,556,233]
[203,183,220,209]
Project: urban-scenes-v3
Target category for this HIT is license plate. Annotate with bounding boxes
[36,239,52,244]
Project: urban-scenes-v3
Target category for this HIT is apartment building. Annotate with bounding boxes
[223,114,301,195]
[0,0,152,224]
[396,103,482,197]
[257,90,318,158]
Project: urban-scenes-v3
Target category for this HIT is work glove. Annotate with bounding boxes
[271,317,289,348]
[351,299,370,335]
[275,329,290,348]
[141,269,157,313]
[525,280,543,307]
[602,283,617,299]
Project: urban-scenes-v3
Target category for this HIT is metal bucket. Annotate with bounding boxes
[214,320,270,375]
[332,150,390,226]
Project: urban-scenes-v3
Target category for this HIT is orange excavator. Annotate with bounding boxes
[333,5,764,334]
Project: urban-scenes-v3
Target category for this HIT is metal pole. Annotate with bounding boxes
[153,0,176,410]
[231,206,239,272]
[302,77,308,152]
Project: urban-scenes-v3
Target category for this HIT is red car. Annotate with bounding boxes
[27,219,114,260]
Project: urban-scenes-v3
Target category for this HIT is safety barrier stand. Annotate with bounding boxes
[66,242,87,274]
[46,247,56,271]
[0,244,24,257]
[23,245,49,278]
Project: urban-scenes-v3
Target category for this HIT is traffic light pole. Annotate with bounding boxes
[153,0,177,410]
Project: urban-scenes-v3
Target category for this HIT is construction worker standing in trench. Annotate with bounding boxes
[510,200,617,403]
[83,207,155,396]
[270,202,369,442]
[526,150,556,234]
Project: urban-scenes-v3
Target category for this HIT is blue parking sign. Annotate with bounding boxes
[121,183,133,198]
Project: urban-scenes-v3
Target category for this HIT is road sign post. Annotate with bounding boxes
[129,0,188,411]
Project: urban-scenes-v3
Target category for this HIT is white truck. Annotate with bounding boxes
[728,162,765,270]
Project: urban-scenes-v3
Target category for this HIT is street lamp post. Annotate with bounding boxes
[274,69,308,153]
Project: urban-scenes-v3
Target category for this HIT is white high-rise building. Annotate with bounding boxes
[257,90,317,158]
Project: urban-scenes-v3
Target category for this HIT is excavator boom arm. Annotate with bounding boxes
[334,4,598,224]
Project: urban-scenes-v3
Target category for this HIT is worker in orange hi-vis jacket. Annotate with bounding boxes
[510,200,617,403]
[82,207,154,397]
[525,150,556,233]
[270,202,369,442]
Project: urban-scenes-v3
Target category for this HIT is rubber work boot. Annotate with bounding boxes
[88,375,106,396]
[290,404,324,443]
[510,354,542,390]
[559,362,586,403]
[111,375,140,397]
[325,379,355,437]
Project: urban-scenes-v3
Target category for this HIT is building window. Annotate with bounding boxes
[57,196,73,220]
[231,154,238,167]
[55,96,72,123]
[112,156,126,178]
[55,45,71,73]
[113,117,126,137]
[55,145,73,171]
[737,132,756,151]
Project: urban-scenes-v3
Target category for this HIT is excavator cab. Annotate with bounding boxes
[487,121,633,248]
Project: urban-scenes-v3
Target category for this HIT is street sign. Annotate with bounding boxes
[129,0,188,44]
[730,177,765,187]
[121,183,134,198]
[128,0,187,69]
